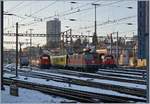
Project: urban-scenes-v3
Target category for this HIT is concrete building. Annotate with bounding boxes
[46,18,61,48]
[138,1,149,59]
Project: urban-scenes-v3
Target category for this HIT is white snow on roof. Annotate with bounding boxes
[4,73,146,100]
[1,86,75,103]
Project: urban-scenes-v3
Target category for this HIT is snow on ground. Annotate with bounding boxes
[5,68,146,89]
[98,68,145,74]
[4,73,146,100]
[97,71,143,78]
[1,86,76,103]
[98,69,143,74]
[31,70,146,90]
[4,68,146,90]
[93,78,146,89]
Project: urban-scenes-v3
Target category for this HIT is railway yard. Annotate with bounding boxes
[1,0,149,103]
[3,65,147,103]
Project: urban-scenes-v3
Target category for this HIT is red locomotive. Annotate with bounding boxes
[102,54,117,68]
[67,52,100,72]
[38,50,117,72]
[67,52,116,72]
[39,54,51,69]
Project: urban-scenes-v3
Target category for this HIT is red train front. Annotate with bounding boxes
[102,55,117,68]
[39,54,51,69]
[67,52,101,72]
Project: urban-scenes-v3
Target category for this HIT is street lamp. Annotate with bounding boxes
[92,3,100,48]
[116,6,133,9]
[127,23,133,25]
[69,18,76,21]
[70,1,77,4]
[4,13,14,15]
[4,13,25,19]
[70,1,77,10]
[92,3,100,36]
[127,6,133,9]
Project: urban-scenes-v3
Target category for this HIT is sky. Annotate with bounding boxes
[3,0,137,49]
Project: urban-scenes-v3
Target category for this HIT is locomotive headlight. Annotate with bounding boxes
[92,60,95,63]
[102,56,104,59]
[36,60,39,64]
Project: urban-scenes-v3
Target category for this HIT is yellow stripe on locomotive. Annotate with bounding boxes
[50,55,67,67]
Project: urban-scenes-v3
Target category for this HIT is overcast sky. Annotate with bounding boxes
[4,0,137,49]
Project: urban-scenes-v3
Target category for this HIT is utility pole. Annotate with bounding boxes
[29,29,33,70]
[19,43,22,56]
[16,22,18,78]
[116,32,119,66]
[92,3,100,48]
[19,42,22,68]
[110,33,112,54]
[92,3,100,36]
[145,33,149,103]
[1,1,5,90]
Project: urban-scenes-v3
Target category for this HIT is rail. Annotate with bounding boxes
[4,78,146,103]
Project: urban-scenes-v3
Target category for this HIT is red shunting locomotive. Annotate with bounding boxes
[102,54,117,68]
[39,54,51,69]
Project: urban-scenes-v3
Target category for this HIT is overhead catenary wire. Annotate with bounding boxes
[73,15,136,31]
[25,1,57,18]
[4,1,57,30]
[4,1,119,29]
[43,0,102,20]
[68,0,102,11]
[4,0,125,30]
[38,0,125,28]
[44,0,123,20]
[19,1,57,24]
[6,1,25,13]
[27,1,125,26]
[4,1,34,26]
[15,1,35,13]
[4,11,26,19]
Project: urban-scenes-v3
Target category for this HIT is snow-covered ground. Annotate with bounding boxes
[4,73,146,101]
[98,68,145,74]
[1,86,76,103]
[4,67,146,89]
[29,70,146,89]
[97,71,143,78]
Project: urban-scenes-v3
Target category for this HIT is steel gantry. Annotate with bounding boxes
[4,32,134,40]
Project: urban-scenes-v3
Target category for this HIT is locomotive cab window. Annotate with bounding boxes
[84,54,93,60]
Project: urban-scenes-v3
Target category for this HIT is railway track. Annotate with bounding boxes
[98,68,146,76]
[96,71,144,80]
[7,66,146,82]
[4,78,146,103]
[4,69,146,98]
[35,68,146,85]
[107,67,146,73]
